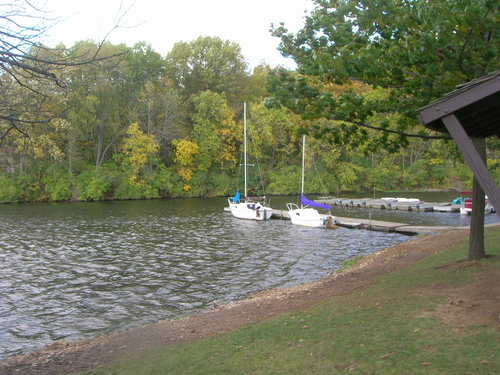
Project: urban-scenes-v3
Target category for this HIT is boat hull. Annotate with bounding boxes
[288,207,326,228]
[460,207,472,215]
[460,206,493,215]
[228,201,273,221]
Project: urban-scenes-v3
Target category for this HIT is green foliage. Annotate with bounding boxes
[165,36,249,106]
[335,162,363,191]
[405,160,429,188]
[454,164,474,190]
[269,0,499,150]
[150,166,184,198]
[15,173,45,202]
[247,102,298,167]
[207,173,236,197]
[488,159,500,185]
[126,42,165,92]
[42,166,73,201]
[114,177,158,200]
[366,161,402,191]
[0,175,18,202]
[77,167,114,201]
[1,30,496,203]
[187,171,212,197]
[186,170,235,198]
[267,166,302,195]
[191,91,226,171]
[192,91,239,172]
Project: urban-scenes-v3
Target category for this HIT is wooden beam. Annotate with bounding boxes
[469,137,486,259]
[442,114,500,215]
[419,74,500,125]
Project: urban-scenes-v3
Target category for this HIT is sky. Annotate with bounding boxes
[42,0,314,70]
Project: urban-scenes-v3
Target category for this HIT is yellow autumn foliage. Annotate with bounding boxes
[172,138,200,185]
[121,123,160,185]
[178,168,193,182]
[15,134,64,161]
[172,138,199,166]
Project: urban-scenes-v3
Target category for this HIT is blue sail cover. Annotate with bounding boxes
[300,194,332,210]
[232,191,241,203]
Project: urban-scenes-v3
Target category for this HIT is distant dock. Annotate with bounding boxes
[317,197,461,213]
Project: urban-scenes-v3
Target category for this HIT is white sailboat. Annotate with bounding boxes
[228,103,273,221]
[286,135,334,227]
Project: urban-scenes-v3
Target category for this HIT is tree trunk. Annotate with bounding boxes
[468,137,486,260]
[96,119,104,167]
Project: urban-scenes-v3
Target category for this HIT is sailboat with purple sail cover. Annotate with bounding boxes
[299,194,333,210]
[286,135,335,227]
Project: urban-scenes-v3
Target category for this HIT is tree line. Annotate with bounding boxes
[0,0,498,203]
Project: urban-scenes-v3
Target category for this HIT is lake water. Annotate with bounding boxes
[0,194,498,359]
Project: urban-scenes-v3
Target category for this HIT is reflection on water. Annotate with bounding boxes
[0,194,496,359]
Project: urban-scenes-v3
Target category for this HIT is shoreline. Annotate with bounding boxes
[0,189,459,206]
[0,228,474,375]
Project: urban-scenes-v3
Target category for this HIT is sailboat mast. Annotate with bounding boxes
[301,135,305,196]
[244,102,247,199]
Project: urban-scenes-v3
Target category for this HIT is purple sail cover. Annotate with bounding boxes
[300,194,332,210]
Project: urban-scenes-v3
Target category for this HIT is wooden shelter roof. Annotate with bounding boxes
[418,70,500,137]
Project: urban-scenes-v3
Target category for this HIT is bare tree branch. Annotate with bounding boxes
[0,114,49,124]
[0,118,31,145]
[0,0,130,143]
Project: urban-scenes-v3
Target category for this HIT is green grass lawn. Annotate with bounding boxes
[81,228,500,375]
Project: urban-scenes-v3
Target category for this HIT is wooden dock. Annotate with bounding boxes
[222,207,453,235]
[269,209,454,235]
[317,198,461,213]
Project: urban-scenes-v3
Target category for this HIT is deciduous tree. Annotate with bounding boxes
[269,0,498,147]
[270,0,499,260]
[165,36,249,108]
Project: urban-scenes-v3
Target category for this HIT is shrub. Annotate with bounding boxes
[207,173,234,197]
[149,166,184,198]
[15,173,45,202]
[42,167,73,201]
[0,175,19,202]
[267,166,301,195]
[77,167,114,201]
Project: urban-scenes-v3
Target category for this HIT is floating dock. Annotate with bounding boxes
[269,209,453,235]
[316,197,461,213]
[224,207,454,235]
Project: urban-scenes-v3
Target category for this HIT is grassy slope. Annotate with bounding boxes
[82,228,500,375]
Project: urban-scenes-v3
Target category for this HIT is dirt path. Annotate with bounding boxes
[0,229,476,375]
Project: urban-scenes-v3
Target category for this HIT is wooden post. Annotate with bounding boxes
[469,137,486,260]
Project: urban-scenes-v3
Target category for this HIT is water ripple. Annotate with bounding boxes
[0,198,410,359]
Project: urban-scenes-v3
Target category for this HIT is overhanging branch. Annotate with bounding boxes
[0,114,50,124]
[0,117,32,144]
[350,120,451,140]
